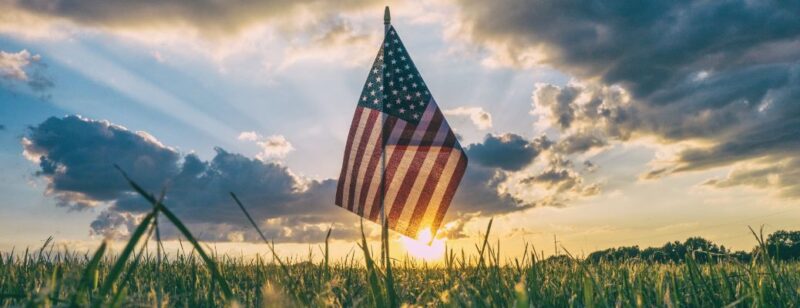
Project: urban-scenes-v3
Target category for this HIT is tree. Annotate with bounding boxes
[765,230,800,261]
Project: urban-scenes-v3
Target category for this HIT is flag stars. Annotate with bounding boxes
[357,27,433,123]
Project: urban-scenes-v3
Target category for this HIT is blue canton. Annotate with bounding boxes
[357,26,432,124]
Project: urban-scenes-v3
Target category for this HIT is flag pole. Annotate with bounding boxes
[380,5,390,267]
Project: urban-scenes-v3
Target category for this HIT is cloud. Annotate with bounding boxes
[439,133,601,238]
[702,158,800,198]
[456,0,800,197]
[237,131,295,160]
[23,115,358,242]
[22,115,603,242]
[279,16,378,69]
[0,49,54,96]
[22,115,180,208]
[237,131,259,142]
[444,106,493,130]
[554,131,608,155]
[465,133,551,171]
[4,0,381,36]
[256,135,294,160]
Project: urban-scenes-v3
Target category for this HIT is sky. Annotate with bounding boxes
[1,0,799,261]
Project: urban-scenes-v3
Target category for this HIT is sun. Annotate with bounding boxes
[399,228,446,261]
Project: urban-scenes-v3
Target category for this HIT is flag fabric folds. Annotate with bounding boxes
[335,26,468,239]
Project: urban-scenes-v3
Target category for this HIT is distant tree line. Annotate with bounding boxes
[585,230,800,263]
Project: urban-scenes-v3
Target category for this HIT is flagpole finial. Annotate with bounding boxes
[384,6,391,25]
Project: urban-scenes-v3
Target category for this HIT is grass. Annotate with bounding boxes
[1,171,799,307]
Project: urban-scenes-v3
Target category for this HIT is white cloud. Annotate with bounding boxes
[444,106,492,130]
[256,135,294,160]
[0,49,39,81]
[237,131,259,142]
[238,131,294,160]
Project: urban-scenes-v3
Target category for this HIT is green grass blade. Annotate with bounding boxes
[70,241,107,306]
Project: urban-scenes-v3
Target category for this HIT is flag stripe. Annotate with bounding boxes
[349,110,381,212]
[340,108,372,209]
[383,104,437,227]
[368,120,417,221]
[405,130,457,235]
[430,152,468,234]
[417,148,463,236]
[356,116,397,215]
[387,106,443,229]
[336,107,365,206]
[395,121,449,233]
[365,119,407,220]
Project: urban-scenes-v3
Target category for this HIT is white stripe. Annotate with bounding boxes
[365,120,407,219]
[383,110,435,222]
[396,122,450,233]
[419,150,463,233]
[341,110,371,210]
[352,120,381,213]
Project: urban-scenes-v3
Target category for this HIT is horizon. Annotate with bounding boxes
[2,1,799,263]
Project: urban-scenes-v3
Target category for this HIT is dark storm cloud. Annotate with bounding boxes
[466,133,551,171]
[458,0,800,197]
[22,115,602,242]
[23,115,180,208]
[23,115,359,242]
[5,0,380,34]
[439,136,602,239]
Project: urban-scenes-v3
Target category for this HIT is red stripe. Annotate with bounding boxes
[365,120,408,221]
[346,110,379,211]
[356,116,397,215]
[431,151,467,235]
[387,111,444,228]
[405,130,457,236]
[368,122,417,221]
[336,107,365,206]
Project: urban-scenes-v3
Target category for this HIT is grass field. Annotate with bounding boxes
[1,171,799,307]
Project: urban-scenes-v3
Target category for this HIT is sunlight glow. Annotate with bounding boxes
[399,228,446,261]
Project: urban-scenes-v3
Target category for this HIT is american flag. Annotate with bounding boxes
[335,25,468,239]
